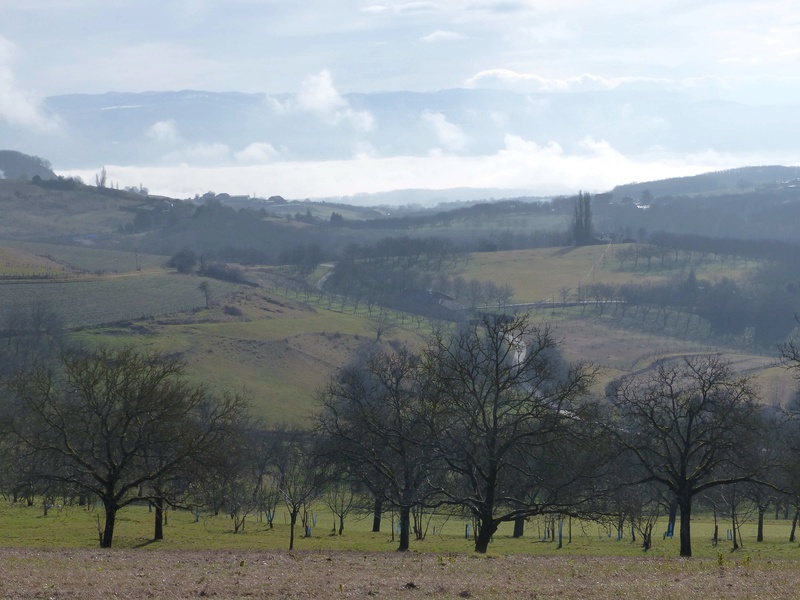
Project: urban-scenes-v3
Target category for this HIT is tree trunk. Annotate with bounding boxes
[678,496,692,558]
[668,497,678,537]
[289,509,298,550]
[712,507,718,546]
[398,505,410,552]
[154,496,164,541]
[101,501,117,548]
[513,515,525,538]
[339,514,344,536]
[474,514,497,554]
[757,507,766,542]
[372,498,382,533]
[569,516,572,544]
[790,509,799,543]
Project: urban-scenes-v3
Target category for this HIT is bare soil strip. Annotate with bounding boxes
[1,549,798,599]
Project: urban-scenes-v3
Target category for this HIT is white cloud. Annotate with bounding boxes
[462,69,721,94]
[422,111,469,152]
[361,2,439,15]
[346,109,376,133]
[509,21,575,45]
[421,30,465,42]
[0,36,59,131]
[234,142,281,163]
[61,134,772,203]
[146,119,181,144]
[354,141,379,159]
[274,70,375,132]
[465,69,620,92]
[297,70,347,114]
[164,142,231,164]
[51,42,223,93]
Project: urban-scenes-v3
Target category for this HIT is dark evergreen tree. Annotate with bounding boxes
[572,191,593,246]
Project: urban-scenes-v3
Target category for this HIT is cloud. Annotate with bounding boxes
[467,1,528,14]
[158,137,281,166]
[422,111,469,152]
[361,2,439,15]
[354,141,379,159]
[464,69,701,93]
[273,70,375,132]
[0,36,59,131]
[55,42,223,93]
[465,70,615,91]
[164,142,231,164]
[146,119,181,144]
[421,30,465,42]
[234,142,281,163]
[297,70,347,114]
[510,21,575,45]
[63,134,769,203]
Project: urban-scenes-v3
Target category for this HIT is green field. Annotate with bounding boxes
[2,501,799,561]
[0,273,240,328]
[459,245,758,305]
[73,286,427,422]
[1,239,167,274]
[0,241,788,421]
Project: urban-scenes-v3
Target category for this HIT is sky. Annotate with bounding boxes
[3,0,800,200]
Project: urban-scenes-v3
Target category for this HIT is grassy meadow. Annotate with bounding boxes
[4,501,800,600]
[0,241,800,597]
[3,500,800,560]
[0,239,789,420]
[0,239,167,274]
[460,244,758,305]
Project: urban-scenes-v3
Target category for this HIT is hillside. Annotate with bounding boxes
[0,150,56,180]
[0,178,173,243]
[611,165,800,200]
[0,237,787,423]
[0,166,797,420]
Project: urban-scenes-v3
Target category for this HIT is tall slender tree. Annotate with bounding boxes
[572,191,593,246]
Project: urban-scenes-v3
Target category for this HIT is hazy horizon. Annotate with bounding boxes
[4,1,800,200]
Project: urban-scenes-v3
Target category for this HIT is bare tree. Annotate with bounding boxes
[316,347,437,551]
[5,347,248,548]
[610,356,765,557]
[0,300,63,377]
[322,481,358,536]
[423,312,598,553]
[273,430,324,550]
[367,308,397,342]
[95,166,107,188]
[198,281,211,309]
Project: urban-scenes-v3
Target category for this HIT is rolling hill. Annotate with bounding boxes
[0,162,797,421]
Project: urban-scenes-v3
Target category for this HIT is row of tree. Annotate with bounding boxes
[564,270,799,346]
[2,312,800,558]
[316,313,800,557]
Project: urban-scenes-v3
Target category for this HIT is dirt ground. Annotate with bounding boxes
[1,548,799,599]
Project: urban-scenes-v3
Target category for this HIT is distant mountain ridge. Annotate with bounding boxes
[612,166,800,200]
[4,88,800,174]
[4,146,800,214]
